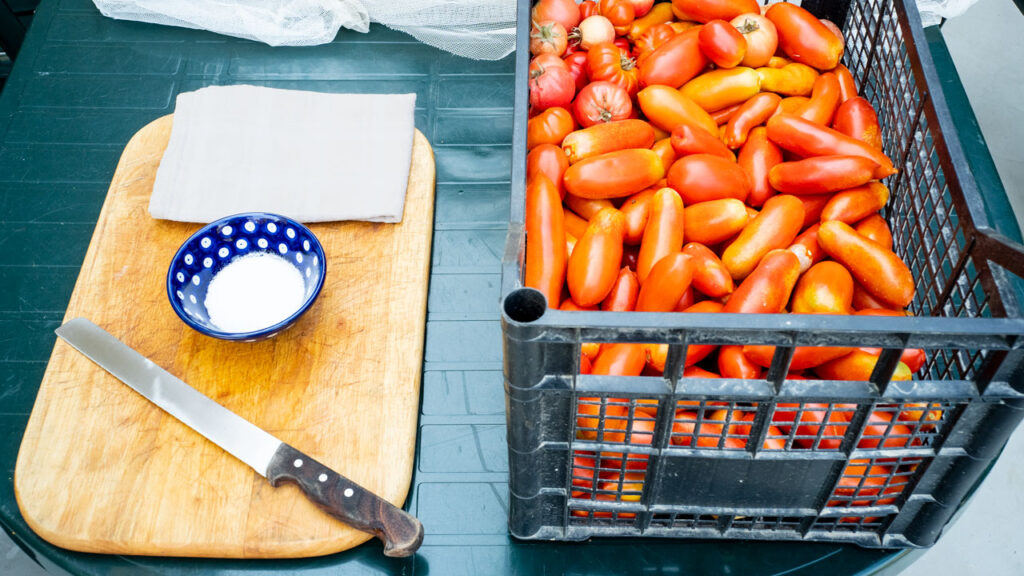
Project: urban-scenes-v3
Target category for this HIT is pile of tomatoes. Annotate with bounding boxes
[525,0,931,515]
[525,0,922,383]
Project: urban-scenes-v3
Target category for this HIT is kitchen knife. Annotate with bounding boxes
[54,317,424,558]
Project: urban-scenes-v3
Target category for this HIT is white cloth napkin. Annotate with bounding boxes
[149,85,416,223]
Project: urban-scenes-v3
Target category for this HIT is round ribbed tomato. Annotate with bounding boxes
[573,81,633,127]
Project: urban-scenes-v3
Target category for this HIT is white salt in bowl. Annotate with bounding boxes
[167,212,326,341]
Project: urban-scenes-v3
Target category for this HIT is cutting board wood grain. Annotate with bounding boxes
[14,114,435,558]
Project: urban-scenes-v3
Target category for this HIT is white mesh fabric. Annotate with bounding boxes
[365,1,517,60]
[92,0,370,46]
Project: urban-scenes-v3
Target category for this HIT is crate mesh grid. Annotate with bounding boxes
[505,0,1024,549]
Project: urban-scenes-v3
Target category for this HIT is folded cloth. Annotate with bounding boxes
[149,85,416,223]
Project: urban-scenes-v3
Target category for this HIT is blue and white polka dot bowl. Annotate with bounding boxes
[167,212,326,341]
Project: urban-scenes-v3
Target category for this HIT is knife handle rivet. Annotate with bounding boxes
[318,473,328,482]
[344,488,354,498]
[293,458,303,468]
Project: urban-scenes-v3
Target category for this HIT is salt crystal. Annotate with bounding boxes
[204,252,306,333]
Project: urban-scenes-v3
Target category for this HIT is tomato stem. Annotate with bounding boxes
[735,18,761,35]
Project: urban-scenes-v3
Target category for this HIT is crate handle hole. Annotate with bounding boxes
[504,287,548,323]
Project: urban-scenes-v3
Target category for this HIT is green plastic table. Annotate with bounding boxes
[1,1,1019,575]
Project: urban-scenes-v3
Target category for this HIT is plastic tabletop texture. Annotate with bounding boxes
[0,1,1012,575]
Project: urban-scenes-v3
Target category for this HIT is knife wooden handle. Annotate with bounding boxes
[266,443,424,557]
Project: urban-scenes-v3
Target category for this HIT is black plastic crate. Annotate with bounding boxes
[502,0,1024,548]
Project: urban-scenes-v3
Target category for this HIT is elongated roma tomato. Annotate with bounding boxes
[718,344,762,379]
[639,27,707,89]
[721,194,804,281]
[525,174,567,308]
[651,137,678,173]
[683,198,749,245]
[637,85,719,136]
[620,186,658,245]
[767,113,896,179]
[680,67,762,113]
[833,64,858,103]
[815,349,912,383]
[757,63,818,97]
[628,1,674,41]
[568,207,626,306]
[854,213,893,250]
[699,19,747,69]
[670,122,735,161]
[833,96,883,150]
[723,249,801,313]
[527,106,575,150]
[817,220,915,308]
[723,92,781,149]
[768,155,879,195]
[765,3,844,70]
[855,308,927,373]
[601,266,640,311]
[564,148,665,200]
[742,345,853,371]
[797,72,842,126]
[667,154,751,205]
[636,252,694,312]
[637,187,685,283]
[683,242,734,298]
[791,261,854,314]
[655,300,724,368]
[788,223,825,270]
[672,0,761,23]
[527,143,570,199]
[738,126,783,207]
[564,194,614,220]
[820,181,889,223]
[592,342,647,376]
[562,119,656,164]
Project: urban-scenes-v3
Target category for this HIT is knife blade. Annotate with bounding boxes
[55,317,423,558]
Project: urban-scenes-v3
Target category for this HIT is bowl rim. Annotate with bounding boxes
[165,211,327,341]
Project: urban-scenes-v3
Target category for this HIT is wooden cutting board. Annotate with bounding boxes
[14,115,435,558]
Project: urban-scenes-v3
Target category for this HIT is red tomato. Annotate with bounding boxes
[563,51,590,93]
[587,43,640,98]
[525,174,568,308]
[636,253,694,312]
[672,0,761,23]
[530,54,568,76]
[730,13,777,68]
[573,80,633,127]
[530,65,575,112]
[568,207,626,306]
[633,23,677,67]
[636,188,685,282]
[578,0,600,20]
[530,21,569,57]
[532,0,582,33]
[698,19,747,69]
[601,267,640,311]
[526,106,574,150]
[766,3,844,71]
[526,143,570,199]
[628,0,655,18]
[599,0,636,36]
[667,154,751,205]
[576,15,616,50]
[638,27,707,89]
